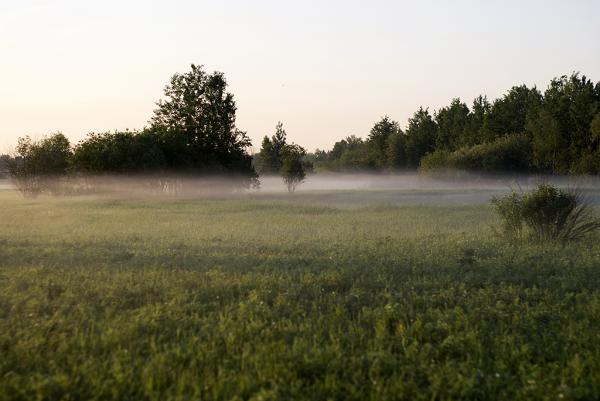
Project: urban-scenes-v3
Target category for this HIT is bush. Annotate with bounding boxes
[419,149,451,171]
[492,184,600,243]
[280,144,306,193]
[420,134,532,173]
[7,133,72,197]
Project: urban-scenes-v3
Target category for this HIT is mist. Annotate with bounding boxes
[4,172,600,207]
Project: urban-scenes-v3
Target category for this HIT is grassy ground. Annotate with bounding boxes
[1,190,600,400]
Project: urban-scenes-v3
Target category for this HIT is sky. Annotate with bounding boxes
[1,0,599,153]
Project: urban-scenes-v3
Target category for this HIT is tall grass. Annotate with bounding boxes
[1,191,600,400]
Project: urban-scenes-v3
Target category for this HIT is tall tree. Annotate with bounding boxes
[435,98,470,151]
[462,95,490,147]
[482,85,543,140]
[405,108,438,167]
[271,122,287,158]
[543,74,600,169]
[367,117,400,167]
[386,131,407,169]
[280,144,306,192]
[256,136,276,174]
[256,122,288,174]
[150,64,255,178]
[526,110,565,172]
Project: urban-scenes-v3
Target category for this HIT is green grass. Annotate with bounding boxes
[1,190,600,400]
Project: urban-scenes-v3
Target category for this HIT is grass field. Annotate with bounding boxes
[2,188,600,400]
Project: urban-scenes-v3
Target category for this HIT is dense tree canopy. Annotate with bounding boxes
[405,108,438,168]
[6,70,600,195]
[5,133,72,196]
[434,99,470,151]
[311,72,600,175]
[481,85,543,141]
[256,122,287,174]
[7,65,258,196]
[367,116,401,168]
[72,130,165,174]
[71,65,256,180]
[149,64,255,177]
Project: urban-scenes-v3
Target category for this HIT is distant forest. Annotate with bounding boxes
[276,73,599,175]
[255,74,600,174]
[2,70,600,195]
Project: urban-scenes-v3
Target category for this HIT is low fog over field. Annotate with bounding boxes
[253,173,600,206]
[4,173,600,207]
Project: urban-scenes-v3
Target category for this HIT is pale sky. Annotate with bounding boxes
[1,0,599,153]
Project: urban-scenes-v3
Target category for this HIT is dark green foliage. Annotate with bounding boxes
[491,191,527,238]
[333,136,370,170]
[72,130,166,174]
[309,118,405,172]
[280,144,306,192]
[312,135,371,171]
[149,64,255,179]
[591,113,600,144]
[542,74,600,173]
[256,122,287,174]
[385,131,407,169]
[368,117,399,153]
[367,116,402,168]
[421,133,532,173]
[10,65,259,194]
[256,136,276,174]
[577,112,600,174]
[418,149,452,172]
[481,85,543,141]
[18,133,72,176]
[492,184,600,243]
[405,108,438,167]
[527,110,566,172]
[434,98,470,151]
[313,73,599,175]
[71,64,259,186]
[8,71,600,179]
[462,95,490,147]
[6,133,72,197]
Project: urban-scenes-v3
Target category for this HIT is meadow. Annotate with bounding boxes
[1,186,600,400]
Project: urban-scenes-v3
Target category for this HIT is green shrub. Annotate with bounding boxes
[7,133,72,197]
[492,184,600,243]
[418,149,451,171]
[491,191,525,239]
[280,144,306,192]
[420,134,532,173]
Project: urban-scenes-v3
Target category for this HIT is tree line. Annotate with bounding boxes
[2,65,306,196]
[3,70,599,197]
[307,73,600,175]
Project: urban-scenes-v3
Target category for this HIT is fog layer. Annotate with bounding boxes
[3,173,600,206]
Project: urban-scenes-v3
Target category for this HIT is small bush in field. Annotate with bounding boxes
[491,191,525,239]
[280,144,306,193]
[492,184,600,243]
